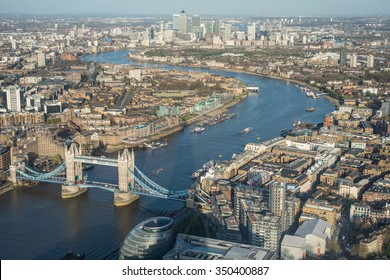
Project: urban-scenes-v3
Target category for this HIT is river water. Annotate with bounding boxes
[0,50,334,260]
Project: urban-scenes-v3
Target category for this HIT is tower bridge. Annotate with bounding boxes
[10,143,188,206]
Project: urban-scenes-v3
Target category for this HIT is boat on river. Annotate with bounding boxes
[191,169,204,179]
[242,127,253,133]
[306,107,316,112]
[61,251,85,260]
[191,126,205,134]
[144,140,168,150]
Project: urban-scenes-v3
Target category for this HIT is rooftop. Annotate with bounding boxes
[163,234,276,260]
[295,219,332,241]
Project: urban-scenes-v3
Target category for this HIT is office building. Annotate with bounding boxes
[213,20,221,35]
[223,24,232,42]
[163,234,276,260]
[119,217,174,260]
[159,21,164,33]
[178,10,188,33]
[192,15,201,39]
[205,21,213,34]
[172,14,180,31]
[339,48,347,66]
[5,86,22,112]
[44,101,62,114]
[247,23,256,40]
[26,94,44,112]
[192,15,201,29]
[367,54,375,68]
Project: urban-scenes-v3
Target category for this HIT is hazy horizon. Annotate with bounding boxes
[1,0,389,17]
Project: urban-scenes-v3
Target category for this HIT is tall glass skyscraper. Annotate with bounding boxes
[340,48,347,67]
[172,14,180,31]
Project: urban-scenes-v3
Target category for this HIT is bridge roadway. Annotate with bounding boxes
[79,181,118,192]
[73,155,119,167]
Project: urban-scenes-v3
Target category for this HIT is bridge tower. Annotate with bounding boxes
[114,148,139,206]
[61,143,87,199]
[65,143,82,184]
[9,164,17,184]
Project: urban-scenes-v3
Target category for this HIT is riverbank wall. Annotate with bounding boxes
[0,182,14,195]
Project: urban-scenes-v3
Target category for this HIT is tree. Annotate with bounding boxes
[350,244,359,256]
[52,154,62,165]
[327,240,341,258]
[0,171,8,181]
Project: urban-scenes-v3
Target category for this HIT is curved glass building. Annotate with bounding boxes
[119,217,174,260]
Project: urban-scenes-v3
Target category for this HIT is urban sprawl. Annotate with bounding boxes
[0,12,390,260]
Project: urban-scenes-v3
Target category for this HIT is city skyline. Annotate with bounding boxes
[1,0,390,16]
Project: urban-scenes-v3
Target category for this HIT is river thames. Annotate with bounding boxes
[0,50,334,259]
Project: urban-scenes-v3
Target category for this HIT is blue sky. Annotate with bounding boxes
[1,0,389,16]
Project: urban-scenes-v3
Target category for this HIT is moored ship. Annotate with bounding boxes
[242,127,253,133]
[306,107,316,112]
[144,140,168,150]
[191,126,205,134]
[191,169,204,179]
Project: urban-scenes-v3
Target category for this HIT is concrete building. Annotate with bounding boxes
[37,51,46,67]
[234,185,266,230]
[367,54,375,68]
[339,48,347,66]
[269,181,286,218]
[247,23,256,41]
[178,10,188,34]
[247,211,282,252]
[5,86,22,112]
[0,146,11,170]
[281,219,332,259]
[44,101,62,114]
[163,234,276,260]
[350,53,358,68]
[128,69,142,81]
[280,235,306,260]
